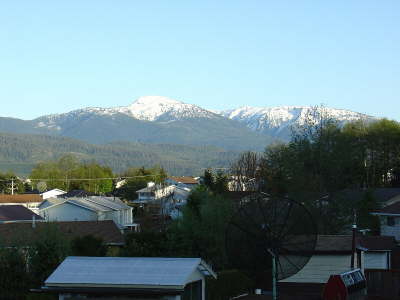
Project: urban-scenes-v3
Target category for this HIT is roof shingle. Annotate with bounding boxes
[0,220,124,246]
[0,194,43,204]
[168,176,198,184]
[0,205,43,222]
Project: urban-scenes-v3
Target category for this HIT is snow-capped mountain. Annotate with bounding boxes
[34,96,219,131]
[13,96,269,151]
[114,96,217,121]
[220,106,373,139]
[0,96,376,150]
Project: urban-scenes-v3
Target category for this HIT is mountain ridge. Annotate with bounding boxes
[0,96,374,150]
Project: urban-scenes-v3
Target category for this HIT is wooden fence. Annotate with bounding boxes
[365,269,400,299]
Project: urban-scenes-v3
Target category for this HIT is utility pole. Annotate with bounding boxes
[9,178,17,195]
[351,210,357,269]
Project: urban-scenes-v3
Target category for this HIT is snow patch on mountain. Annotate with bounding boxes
[220,106,372,136]
[34,96,218,131]
[114,96,217,121]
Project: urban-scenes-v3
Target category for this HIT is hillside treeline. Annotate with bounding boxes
[0,132,237,176]
[231,115,400,234]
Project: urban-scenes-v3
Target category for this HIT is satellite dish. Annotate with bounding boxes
[37,181,47,193]
[225,193,317,299]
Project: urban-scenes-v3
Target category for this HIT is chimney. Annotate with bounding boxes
[147,182,155,188]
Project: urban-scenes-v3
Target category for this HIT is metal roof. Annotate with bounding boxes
[67,198,110,212]
[40,197,131,213]
[45,257,216,289]
[85,196,130,210]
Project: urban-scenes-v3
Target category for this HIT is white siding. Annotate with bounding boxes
[380,216,400,241]
[186,269,205,300]
[102,208,132,227]
[40,203,97,222]
[362,252,390,270]
[41,189,66,199]
[280,254,354,284]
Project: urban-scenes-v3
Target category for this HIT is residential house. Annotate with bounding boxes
[0,220,124,248]
[172,186,191,203]
[38,196,133,228]
[166,176,199,189]
[0,205,44,224]
[41,257,216,300]
[135,183,191,219]
[40,189,67,199]
[0,194,43,213]
[278,235,396,299]
[135,182,174,204]
[371,200,400,240]
[169,186,191,219]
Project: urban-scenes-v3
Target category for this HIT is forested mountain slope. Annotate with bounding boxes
[0,132,238,176]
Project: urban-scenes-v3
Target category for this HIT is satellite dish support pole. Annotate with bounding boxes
[267,249,277,300]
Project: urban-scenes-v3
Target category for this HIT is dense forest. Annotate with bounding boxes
[0,132,238,176]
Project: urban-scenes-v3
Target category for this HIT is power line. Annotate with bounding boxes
[0,174,163,182]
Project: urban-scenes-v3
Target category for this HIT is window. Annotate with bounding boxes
[387,216,395,226]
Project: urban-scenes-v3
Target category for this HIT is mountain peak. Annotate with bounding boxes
[130,96,183,107]
[114,96,216,121]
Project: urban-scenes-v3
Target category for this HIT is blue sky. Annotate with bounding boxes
[1,1,399,120]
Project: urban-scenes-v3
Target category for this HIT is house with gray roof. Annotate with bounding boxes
[371,200,400,241]
[38,196,133,229]
[278,235,397,299]
[0,205,44,224]
[41,256,216,300]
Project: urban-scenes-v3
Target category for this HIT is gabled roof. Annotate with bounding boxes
[372,200,400,216]
[40,197,131,213]
[44,257,216,289]
[85,196,130,210]
[314,235,396,253]
[168,176,199,184]
[357,235,397,251]
[0,194,43,203]
[0,220,124,246]
[315,235,352,253]
[0,205,43,222]
[335,188,400,206]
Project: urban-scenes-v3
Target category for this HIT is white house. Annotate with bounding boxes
[135,182,174,204]
[38,196,133,228]
[42,257,216,300]
[371,200,400,241]
[40,189,67,200]
[0,194,43,214]
[279,235,396,286]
